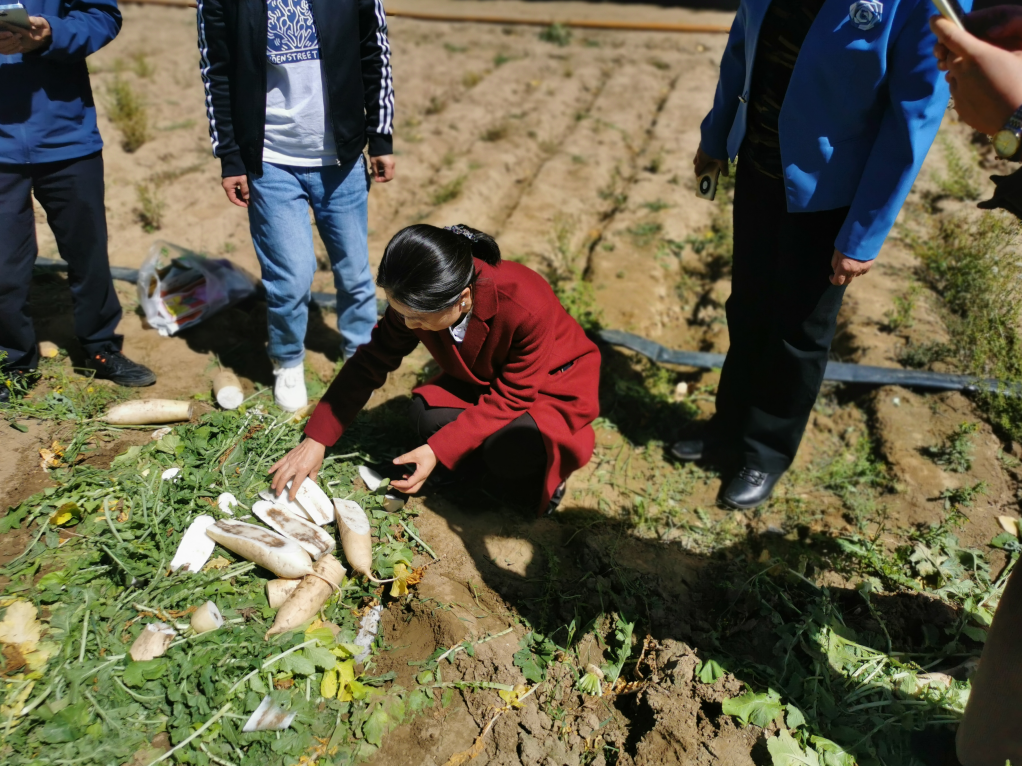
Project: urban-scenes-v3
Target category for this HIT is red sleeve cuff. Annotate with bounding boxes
[304,401,346,447]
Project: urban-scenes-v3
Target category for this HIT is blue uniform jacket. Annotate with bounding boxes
[700,0,967,262]
[0,0,121,164]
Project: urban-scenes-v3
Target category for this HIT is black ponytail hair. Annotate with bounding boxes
[376,224,501,313]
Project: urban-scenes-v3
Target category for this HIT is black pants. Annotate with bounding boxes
[0,151,122,371]
[408,395,546,479]
[711,159,849,473]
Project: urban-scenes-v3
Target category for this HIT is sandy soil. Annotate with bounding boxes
[6,2,1021,764]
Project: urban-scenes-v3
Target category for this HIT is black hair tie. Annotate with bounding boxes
[443,224,479,242]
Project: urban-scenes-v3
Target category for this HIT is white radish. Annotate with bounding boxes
[266,578,301,609]
[38,341,59,358]
[265,555,345,638]
[212,370,244,410]
[103,400,194,425]
[332,499,393,584]
[169,515,217,573]
[190,601,223,634]
[358,465,383,491]
[150,427,172,441]
[259,488,312,523]
[382,493,405,513]
[217,492,238,516]
[129,622,176,661]
[252,501,335,560]
[289,479,333,525]
[997,515,1020,537]
[205,520,314,579]
[161,467,181,482]
[242,696,296,732]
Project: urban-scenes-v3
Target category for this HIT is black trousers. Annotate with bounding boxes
[710,159,850,473]
[408,395,546,479]
[0,151,123,371]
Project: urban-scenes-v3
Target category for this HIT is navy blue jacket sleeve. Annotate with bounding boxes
[699,4,746,162]
[835,0,970,261]
[358,0,394,157]
[197,0,245,178]
[37,0,121,62]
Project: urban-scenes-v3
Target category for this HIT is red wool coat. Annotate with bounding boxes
[304,259,601,512]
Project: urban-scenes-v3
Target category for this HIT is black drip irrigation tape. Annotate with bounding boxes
[33,258,1014,396]
[596,329,1017,396]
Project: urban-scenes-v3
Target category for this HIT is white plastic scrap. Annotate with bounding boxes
[242,695,297,732]
[161,467,181,482]
[169,515,217,573]
[358,466,383,492]
[354,604,383,664]
[217,492,238,516]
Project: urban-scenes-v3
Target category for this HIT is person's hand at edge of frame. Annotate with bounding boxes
[390,444,436,495]
[269,437,326,501]
[830,250,872,286]
[931,16,1022,135]
[693,145,729,178]
[222,175,250,208]
[0,17,51,55]
[369,155,395,183]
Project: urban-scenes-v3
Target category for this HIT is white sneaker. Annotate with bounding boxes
[273,364,308,412]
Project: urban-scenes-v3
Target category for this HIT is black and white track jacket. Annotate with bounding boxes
[196,0,394,178]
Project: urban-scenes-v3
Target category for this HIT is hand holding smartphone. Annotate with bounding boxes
[0,3,30,29]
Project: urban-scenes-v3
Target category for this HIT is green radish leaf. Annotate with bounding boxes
[784,703,806,730]
[767,729,820,766]
[809,735,857,766]
[363,705,390,746]
[305,645,339,670]
[123,658,169,687]
[722,690,783,728]
[696,658,725,684]
[39,701,92,743]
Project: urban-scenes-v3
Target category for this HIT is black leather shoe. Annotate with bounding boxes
[0,369,39,406]
[720,467,783,510]
[670,439,704,461]
[86,349,156,387]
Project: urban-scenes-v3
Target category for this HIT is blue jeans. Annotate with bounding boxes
[248,156,376,365]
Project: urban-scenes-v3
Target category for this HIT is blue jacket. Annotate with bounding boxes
[0,0,121,165]
[700,0,967,261]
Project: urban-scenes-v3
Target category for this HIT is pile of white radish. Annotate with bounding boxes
[163,474,403,641]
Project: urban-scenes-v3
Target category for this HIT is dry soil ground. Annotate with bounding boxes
[4,2,1022,765]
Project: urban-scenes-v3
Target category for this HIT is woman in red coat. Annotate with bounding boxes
[269,224,601,515]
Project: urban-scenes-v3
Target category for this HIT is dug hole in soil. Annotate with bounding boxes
[5,0,1022,764]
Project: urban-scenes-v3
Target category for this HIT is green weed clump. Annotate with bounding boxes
[908,212,1022,440]
[924,422,979,473]
[430,175,465,206]
[105,76,149,153]
[932,134,982,202]
[544,217,601,331]
[135,181,164,232]
[539,23,572,47]
[882,286,919,333]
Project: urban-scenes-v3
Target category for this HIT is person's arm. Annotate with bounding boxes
[32,0,120,61]
[303,308,420,447]
[698,4,747,162]
[196,0,245,181]
[358,0,395,181]
[932,15,1022,134]
[426,309,552,472]
[834,0,960,263]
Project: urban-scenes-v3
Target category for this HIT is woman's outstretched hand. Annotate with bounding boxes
[390,444,437,494]
[269,438,327,500]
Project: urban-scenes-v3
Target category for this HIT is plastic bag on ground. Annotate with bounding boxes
[138,241,257,337]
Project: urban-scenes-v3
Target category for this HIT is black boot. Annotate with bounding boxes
[0,369,39,406]
[85,349,156,387]
[720,467,783,510]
